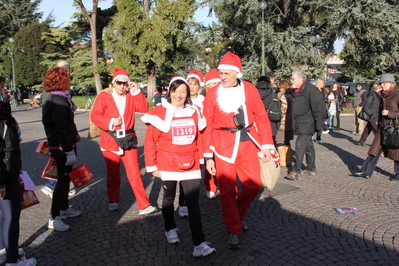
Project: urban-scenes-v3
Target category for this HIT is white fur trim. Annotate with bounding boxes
[112,74,130,84]
[205,78,221,85]
[204,152,213,158]
[218,64,241,75]
[216,84,245,113]
[210,130,241,163]
[159,169,201,181]
[130,88,141,96]
[187,74,204,86]
[199,158,204,164]
[261,145,276,150]
[146,165,158,172]
[169,77,188,88]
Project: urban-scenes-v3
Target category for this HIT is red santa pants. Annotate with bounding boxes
[214,140,261,235]
[102,149,151,210]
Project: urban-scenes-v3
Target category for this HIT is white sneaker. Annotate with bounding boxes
[178,206,188,217]
[139,205,157,215]
[6,257,37,266]
[41,186,53,198]
[322,130,329,134]
[316,140,325,144]
[165,228,180,244]
[48,216,70,231]
[206,191,216,199]
[108,202,119,211]
[68,188,76,196]
[60,207,81,219]
[192,241,216,257]
[0,248,6,264]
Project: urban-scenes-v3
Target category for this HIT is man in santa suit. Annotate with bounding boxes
[90,68,157,215]
[202,52,275,249]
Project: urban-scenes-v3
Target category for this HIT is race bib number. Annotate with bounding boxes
[171,119,196,145]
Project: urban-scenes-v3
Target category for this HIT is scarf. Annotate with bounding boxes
[381,87,395,98]
[49,91,77,112]
[294,82,304,94]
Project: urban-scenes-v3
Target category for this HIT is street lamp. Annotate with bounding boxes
[259,0,267,76]
[8,38,16,92]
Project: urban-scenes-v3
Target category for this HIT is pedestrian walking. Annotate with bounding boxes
[141,77,215,257]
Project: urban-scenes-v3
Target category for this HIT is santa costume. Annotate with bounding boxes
[202,52,275,237]
[187,69,205,109]
[90,68,153,212]
[141,77,215,256]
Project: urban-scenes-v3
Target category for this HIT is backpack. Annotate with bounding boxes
[267,90,282,122]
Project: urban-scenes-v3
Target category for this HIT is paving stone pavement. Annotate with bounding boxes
[7,105,399,265]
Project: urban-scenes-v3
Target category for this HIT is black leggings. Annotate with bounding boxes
[0,178,21,263]
[162,179,205,246]
[50,148,73,218]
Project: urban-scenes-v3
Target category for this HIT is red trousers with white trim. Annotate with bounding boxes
[102,149,151,210]
[214,140,261,235]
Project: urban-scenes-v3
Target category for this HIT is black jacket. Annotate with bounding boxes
[363,91,382,122]
[0,116,22,188]
[292,81,325,135]
[42,94,78,152]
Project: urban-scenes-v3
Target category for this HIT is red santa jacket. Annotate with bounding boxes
[90,88,149,153]
[202,79,274,163]
[141,100,206,174]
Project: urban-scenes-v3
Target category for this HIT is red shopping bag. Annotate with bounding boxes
[35,141,51,157]
[68,164,93,188]
[41,158,58,180]
[19,177,40,210]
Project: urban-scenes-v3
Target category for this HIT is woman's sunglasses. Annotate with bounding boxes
[115,81,128,86]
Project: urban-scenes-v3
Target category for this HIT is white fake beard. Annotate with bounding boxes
[217,85,244,113]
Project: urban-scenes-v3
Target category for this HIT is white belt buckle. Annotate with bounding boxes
[116,129,125,138]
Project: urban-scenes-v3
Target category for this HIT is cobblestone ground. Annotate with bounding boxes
[7,105,399,265]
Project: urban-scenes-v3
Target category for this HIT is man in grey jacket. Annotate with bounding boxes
[285,71,325,181]
[353,83,367,135]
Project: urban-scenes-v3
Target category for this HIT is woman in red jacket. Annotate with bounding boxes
[90,68,156,215]
[141,77,215,257]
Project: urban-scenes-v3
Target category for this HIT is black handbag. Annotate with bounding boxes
[382,120,399,149]
[106,128,137,150]
[358,110,370,122]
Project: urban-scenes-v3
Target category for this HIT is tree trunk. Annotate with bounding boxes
[146,64,156,101]
[75,0,103,95]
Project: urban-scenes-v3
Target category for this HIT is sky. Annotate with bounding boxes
[38,1,343,52]
[38,0,216,27]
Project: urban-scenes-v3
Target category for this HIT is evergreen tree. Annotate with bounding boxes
[0,0,42,45]
[104,0,194,99]
[13,21,53,86]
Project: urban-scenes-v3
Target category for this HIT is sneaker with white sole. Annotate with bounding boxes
[193,242,216,257]
[178,206,188,217]
[0,248,6,264]
[41,186,53,198]
[165,228,180,244]
[138,205,157,215]
[108,202,119,211]
[59,207,81,219]
[68,188,76,196]
[206,191,216,199]
[6,257,37,266]
[48,216,70,231]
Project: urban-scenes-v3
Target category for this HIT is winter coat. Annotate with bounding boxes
[0,116,22,188]
[334,90,346,112]
[277,89,293,131]
[291,81,325,135]
[42,94,78,152]
[362,91,382,123]
[353,88,367,108]
[368,87,399,160]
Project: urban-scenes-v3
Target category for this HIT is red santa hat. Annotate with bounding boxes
[205,68,221,86]
[217,51,243,78]
[186,69,205,86]
[112,68,130,83]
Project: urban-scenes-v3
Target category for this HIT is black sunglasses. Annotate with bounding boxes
[115,81,128,86]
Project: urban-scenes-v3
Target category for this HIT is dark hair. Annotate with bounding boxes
[356,83,363,87]
[166,79,192,106]
[257,76,270,84]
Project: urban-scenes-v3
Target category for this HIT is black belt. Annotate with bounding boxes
[218,123,253,133]
[106,128,134,137]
